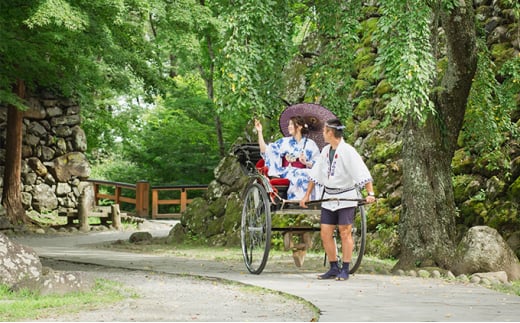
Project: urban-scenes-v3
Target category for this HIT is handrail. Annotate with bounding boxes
[151,184,208,219]
[87,179,208,219]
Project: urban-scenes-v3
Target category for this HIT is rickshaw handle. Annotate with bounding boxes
[282,197,371,207]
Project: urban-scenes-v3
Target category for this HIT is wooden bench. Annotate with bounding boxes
[59,204,123,231]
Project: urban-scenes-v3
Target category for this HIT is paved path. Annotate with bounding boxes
[12,225,520,322]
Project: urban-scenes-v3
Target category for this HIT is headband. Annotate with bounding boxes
[325,123,345,130]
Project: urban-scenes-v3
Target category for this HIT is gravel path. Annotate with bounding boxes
[37,259,318,322]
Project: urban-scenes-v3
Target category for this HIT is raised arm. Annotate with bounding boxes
[254,119,267,153]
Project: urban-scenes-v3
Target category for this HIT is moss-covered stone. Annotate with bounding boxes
[485,176,507,199]
[360,17,379,47]
[372,141,402,163]
[207,196,227,217]
[167,223,186,244]
[358,64,379,84]
[366,224,400,259]
[452,174,483,204]
[373,79,392,97]
[486,200,519,229]
[183,205,212,237]
[221,192,242,234]
[452,148,474,175]
[215,156,245,186]
[459,199,488,226]
[490,42,517,68]
[205,215,225,237]
[508,176,520,202]
[358,118,380,137]
[354,48,376,72]
[352,79,372,97]
[353,99,373,120]
[367,202,393,229]
[371,161,402,197]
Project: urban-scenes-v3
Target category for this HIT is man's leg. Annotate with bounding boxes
[336,224,352,280]
[318,223,340,279]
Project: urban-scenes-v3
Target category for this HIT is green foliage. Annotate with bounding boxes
[374,0,436,123]
[119,75,220,184]
[215,0,293,118]
[306,0,362,118]
[463,41,518,175]
[365,223,399,259]
[0,0,164,149]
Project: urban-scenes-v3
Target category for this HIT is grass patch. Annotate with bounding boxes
[489,279,520,297]
[0,279,128,321]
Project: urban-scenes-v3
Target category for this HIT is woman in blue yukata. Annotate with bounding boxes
[254,116,321,200]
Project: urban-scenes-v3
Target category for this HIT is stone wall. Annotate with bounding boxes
[0,91,91,214]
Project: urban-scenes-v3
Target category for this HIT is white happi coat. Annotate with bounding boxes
[309,138,373,211]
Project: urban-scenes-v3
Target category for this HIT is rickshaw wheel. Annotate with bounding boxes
[349,205,367,274]
[241,181,272,274]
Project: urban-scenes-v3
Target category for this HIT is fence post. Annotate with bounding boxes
[136,180,150,218]
[180,188,188,213]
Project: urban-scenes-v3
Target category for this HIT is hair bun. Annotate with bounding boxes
[303,116,322,131]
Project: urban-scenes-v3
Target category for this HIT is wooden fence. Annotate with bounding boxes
[87,179,208,219]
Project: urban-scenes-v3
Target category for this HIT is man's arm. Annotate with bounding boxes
[299,181,315,208]
[364,182,376,203]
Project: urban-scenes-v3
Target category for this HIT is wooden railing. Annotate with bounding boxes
[151,185,208,219]
[87,179,207,219]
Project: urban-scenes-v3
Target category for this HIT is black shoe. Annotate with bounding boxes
[336,268,349,281]
[317,266,340,279]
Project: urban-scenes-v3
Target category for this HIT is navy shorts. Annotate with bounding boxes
[321,207,356,225]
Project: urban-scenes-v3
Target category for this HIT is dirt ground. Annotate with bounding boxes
[37,259,319,322]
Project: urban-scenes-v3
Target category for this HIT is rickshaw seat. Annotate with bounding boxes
[255,159,290,187]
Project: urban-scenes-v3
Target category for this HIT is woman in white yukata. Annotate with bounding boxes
[254,116,320,201]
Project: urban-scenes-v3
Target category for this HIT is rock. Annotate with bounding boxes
[50,152,91,181]
[452,226,520,281]
[456,274,469,283]
[506,231,520,258]
[1,234,94,295]
[129,231,153,244]
[0,233,42,288]
[472,271,509,284]
[32,183,58,212]
[470,276,481,284]
[71,126,87,152]
[37,270,94,296]
[418,270,430,278]
[407,270,417,277]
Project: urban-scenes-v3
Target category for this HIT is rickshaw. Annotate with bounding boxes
[234,103,368,275]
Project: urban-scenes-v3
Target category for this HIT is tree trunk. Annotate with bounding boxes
[2,80,29,225]
[396,2,478,269]
[200,23,226,158]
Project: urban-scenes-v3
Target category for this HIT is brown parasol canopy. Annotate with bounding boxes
[279,103,337,150]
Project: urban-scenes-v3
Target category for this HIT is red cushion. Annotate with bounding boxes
[256,158,289,187]
[270,178,290,186]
